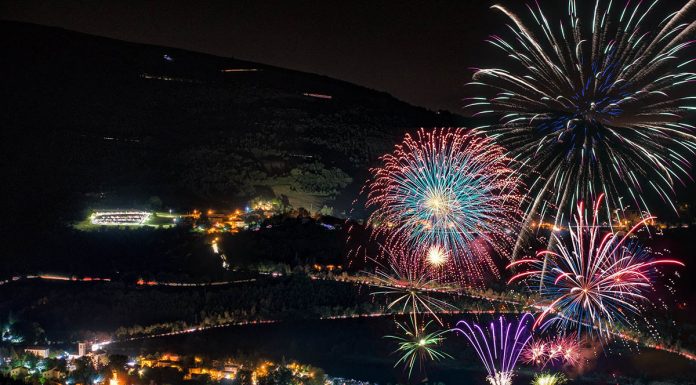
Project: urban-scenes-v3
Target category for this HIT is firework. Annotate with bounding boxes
[523,339,548,366]
[531,372,568,385]
[426,244,449,267]
[370,248,457,326]
[367,128,522,285]
[453,313,534,385]
[373,247,455,378]
[522,335,580,368]
[386,319,452,378]
[468,0,696,250]
[508,196,684,340]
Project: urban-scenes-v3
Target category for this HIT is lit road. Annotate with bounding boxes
[3,271,693,362]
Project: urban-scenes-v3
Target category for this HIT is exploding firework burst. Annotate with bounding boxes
[453,314,534,385]
[386,319,452,378]
[523,339,548,366]
[370,247,455,378]
[508,196,684,341]
[426,244,449,267]
[367,128,522,285]
[467,0,696,250]
[369,248,457,326]
[522,335,581,368]
[532,372,568,385]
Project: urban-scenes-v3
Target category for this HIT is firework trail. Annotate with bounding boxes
[453,313,534,385]
[467,0,696,256]
[367,128,522,286]
[508,195,684,341]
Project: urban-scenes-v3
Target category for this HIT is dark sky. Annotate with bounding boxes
[0,0,503,112]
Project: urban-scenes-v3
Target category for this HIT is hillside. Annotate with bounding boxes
[0,21,466,229]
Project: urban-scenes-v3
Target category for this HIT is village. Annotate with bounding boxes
[0,343,371,385]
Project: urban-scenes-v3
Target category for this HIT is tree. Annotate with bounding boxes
[148,196,163,210]
[141,367,183,385]
[107,355,128,371]
[301,367,325,385]
[318,206,333,216]
[289,162,351,195]
[256,366,293,385]
[70,357,96,385]
[9,322,45,345]
[234,369,253,385]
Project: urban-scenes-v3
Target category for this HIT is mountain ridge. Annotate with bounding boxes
[0,20,468,227]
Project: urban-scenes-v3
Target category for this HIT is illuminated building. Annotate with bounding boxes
[9,367,29,379]
[90,211,151,225]
[78,342,92,357]
[24,347,50,358]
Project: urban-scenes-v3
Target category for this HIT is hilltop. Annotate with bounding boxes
[0,20,466,229]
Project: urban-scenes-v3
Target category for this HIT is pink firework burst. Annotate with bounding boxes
[508,194,685,341]
[366,128,523,286]
[522,335,581,368]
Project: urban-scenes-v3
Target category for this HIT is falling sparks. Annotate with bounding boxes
[453,314,534,385]
[468,0,696,256]
[369,247,457,326]
[367,128,523,286]
[508,195,684,341]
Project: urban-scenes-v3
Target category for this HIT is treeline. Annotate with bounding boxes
[0,216,352,280]
[3,275,379,340]
[0,226,220,280]
[220,217,347,268]
[2,272,522,341]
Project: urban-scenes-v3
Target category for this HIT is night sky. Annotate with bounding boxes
[1,0,504,112]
